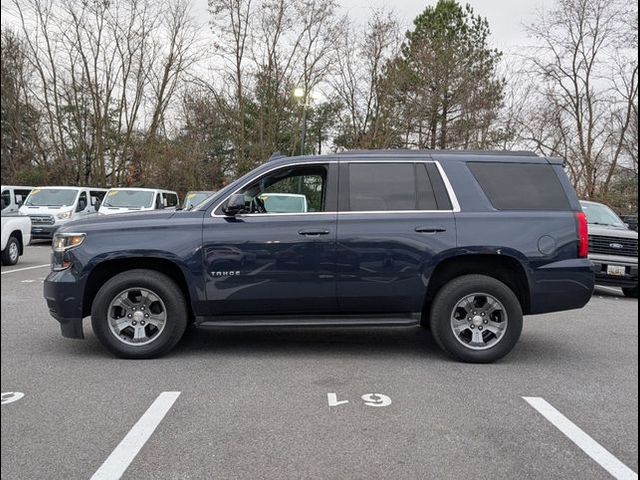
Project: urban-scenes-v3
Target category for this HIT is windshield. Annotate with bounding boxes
[102,190,154,208]
[580,202,626,228]
[184,192,214,210]
[25,188,78,207]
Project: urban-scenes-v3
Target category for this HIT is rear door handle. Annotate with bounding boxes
[415,226,447,233]
[298,228,331,236]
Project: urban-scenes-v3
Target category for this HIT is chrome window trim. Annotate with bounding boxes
[210,158,461,217]
[434,160,461,212]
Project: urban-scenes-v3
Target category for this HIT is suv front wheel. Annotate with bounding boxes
[91,269,188,358]
[430,274,523,363]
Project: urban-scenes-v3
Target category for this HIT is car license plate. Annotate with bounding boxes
[607,265,626,276]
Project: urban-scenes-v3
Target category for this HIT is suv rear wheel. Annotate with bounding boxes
[91,269,188,358]
[430,274,523,363]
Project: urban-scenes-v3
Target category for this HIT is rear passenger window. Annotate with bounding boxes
[468,162,570,211]
[346,163,444,211]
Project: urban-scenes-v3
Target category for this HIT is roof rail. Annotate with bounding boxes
[268,152,286,161]
[341,149,538,157]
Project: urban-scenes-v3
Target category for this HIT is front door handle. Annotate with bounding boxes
[415,226,447,233]
[298,228,331,236]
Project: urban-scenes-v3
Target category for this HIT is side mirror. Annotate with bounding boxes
[94,199,101,210]
[223,194,246,216]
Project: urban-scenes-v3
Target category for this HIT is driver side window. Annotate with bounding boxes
[223,164,327,215]
[1,190,10,210]
[77,192,88,211]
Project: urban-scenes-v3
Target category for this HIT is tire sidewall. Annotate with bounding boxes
[91,270,188,358]
[2,237,20,266]
[430,275,523,363]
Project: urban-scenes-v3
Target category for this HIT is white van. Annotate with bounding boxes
[19,186,107,239]
[1,185,34,213]
[98,188,179,215]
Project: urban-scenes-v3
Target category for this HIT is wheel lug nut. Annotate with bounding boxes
[470,325,475,329]
[144,313,149,318]
[140,321,145,325]
[478,326,483,330]
[481,312,485,316]
[132,321,137,325]
[141,306,145,310]
[483,319,488,324]
[127,314,132,318]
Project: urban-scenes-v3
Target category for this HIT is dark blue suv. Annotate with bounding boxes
[44,150,594,362]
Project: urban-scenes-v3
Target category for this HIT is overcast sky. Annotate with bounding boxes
[189,0,551,54]
[1,0,550,54]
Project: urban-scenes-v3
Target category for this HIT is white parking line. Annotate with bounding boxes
[1,392,25,405]
[597,286,622,294]
[1,264,50,275]
[90,392,181,480]
[523,397,638,480]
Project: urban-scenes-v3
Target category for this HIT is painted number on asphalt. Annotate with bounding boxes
[1,392,25,405]
[327,393,391,407]
[361,393,392,407]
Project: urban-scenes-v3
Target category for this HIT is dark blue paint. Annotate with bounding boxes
[44,151,594,339]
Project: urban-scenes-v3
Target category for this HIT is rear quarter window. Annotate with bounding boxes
[468,162,570,211]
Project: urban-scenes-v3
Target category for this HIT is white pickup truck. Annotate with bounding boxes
[1,214,32,265]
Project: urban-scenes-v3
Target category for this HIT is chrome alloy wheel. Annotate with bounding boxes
[450,292,508,350]
[8,241,19,263]
[107,288,167,346]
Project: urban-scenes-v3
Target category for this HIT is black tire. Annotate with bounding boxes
[429,274,523,363]
[1,236,20,266]
[91,269,188,358]
[622,285,638,298]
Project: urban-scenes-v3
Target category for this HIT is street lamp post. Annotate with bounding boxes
[293,87,308,155]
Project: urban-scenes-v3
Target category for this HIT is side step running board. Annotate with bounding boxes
[195,313,421,328]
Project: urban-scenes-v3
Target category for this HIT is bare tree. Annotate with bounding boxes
[205,0,340,169]
[8,0,199,186]
[1,29,44,182]
[524,0,638,198]
[332,10,401,149]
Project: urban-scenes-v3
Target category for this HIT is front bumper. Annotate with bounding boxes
[43,268,85,338]
[589,253,638,288]
[31,225,60,239]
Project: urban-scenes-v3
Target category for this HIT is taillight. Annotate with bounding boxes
[576,212,589,258]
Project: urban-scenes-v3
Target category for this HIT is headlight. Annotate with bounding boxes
[52,233,86,252]
[56,210,73,220]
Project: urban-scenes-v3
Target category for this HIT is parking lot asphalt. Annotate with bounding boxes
[1,245,638,480]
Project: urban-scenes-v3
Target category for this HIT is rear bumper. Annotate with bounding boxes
[529,258,595,315]
[43,269,85,339]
